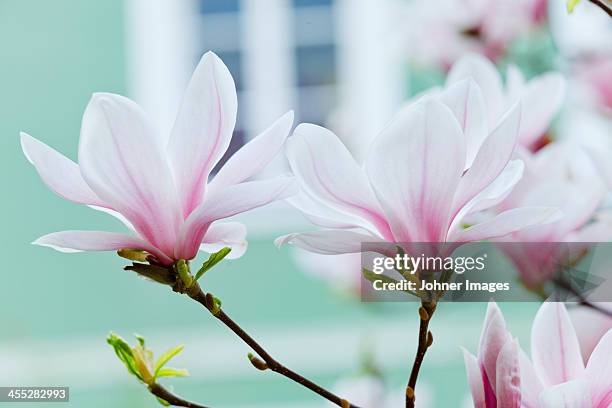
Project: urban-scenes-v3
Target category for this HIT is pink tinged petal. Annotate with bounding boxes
[585,329,612,408]
[519,349,544,408]
[20,132,105,206]
[452,102,521,214]
[286,124,392,239]
[478,302,511,392]
[208,111,293,193]
[287,192,368,230]
[515,73,566,149]
[505,65,526,102]
[531,302,585,386]
[439,79,488,169]
[451,207,562,243]
[199,221,247,259]
[447,54,505,126]
[366,100,465,242]
[450,160,524,231]
[33,230,172,265]
[78,93,180,257]
[275,229,386,255]
[538,380,592,408]
[495,339,521,408]
[462,348,487,408]
[167,52,238,216]
[176,177,297,260]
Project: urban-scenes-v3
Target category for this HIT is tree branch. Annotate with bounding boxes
[588,0,612,17]
[185,284,359,408]
[406,302,436,408]
[148,383,210,408]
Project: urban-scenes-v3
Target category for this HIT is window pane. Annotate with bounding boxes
[295,45,336,87]
[293,0,332,7]
[198,0,239,14]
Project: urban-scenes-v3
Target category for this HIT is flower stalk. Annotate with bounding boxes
[167,258,362,408]
[406,301,437,408]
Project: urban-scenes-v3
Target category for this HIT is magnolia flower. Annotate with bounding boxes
[447,54,566,151]
[495,142,609,287]
[22,52,296,266]
[406,0,548,69]
[574,56,612,112]
[464,301,612,407]
[278,78,560,256]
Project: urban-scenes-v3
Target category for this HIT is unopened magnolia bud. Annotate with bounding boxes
[406,386,415,399]
[340,399,350,408]
[427,331,434,347]
[247,352,268,371]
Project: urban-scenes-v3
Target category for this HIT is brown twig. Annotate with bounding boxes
[406,302,436,408]
[185,284,360,408]
[148,383,209,408]
[553,276,612,318]
[588,0,612,17]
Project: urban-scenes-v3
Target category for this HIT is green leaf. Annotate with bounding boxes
[156,397,170,406]
[135,334,146,347]
[106,333,143,381]
[154,345,184,377]
[567,0,581,12]
[194,247,232,281]
[156,367,189,378]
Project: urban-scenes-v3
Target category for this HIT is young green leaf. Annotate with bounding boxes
[154,345,184,377]
[156,367,189,378]
[194,247,232,281]
[107,333,143,381]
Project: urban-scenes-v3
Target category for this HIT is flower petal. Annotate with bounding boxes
[287,123,391,239]
[452,102,521,214]
[515,73,565,149]
[519,348,543,408]
[439,79,488,169]
[447,54,505,126]
[78,93,180,256]
[176,177,297,260]
[538,379,592,408]
[366,99,465,242]
[167,52,238,215]
[287,192,367,230]
[461,348,487,408]
[531,302,585,386]
[585,329,612,407]
[496,339,521,408]
[478,302,511,391]
[199,221,247,259]
[452,207,562,243]
[275,229,385,255]
[33,230,172,265]
[21,132,105,206]
[208,111,293,193]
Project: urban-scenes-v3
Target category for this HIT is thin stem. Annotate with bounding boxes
[148,383,209,408]
[186,285,359,408]
[588,0,612,17]
[553,276,612,318]
[406,302,436,408]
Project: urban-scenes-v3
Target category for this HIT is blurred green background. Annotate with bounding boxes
[0,1,542,407]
